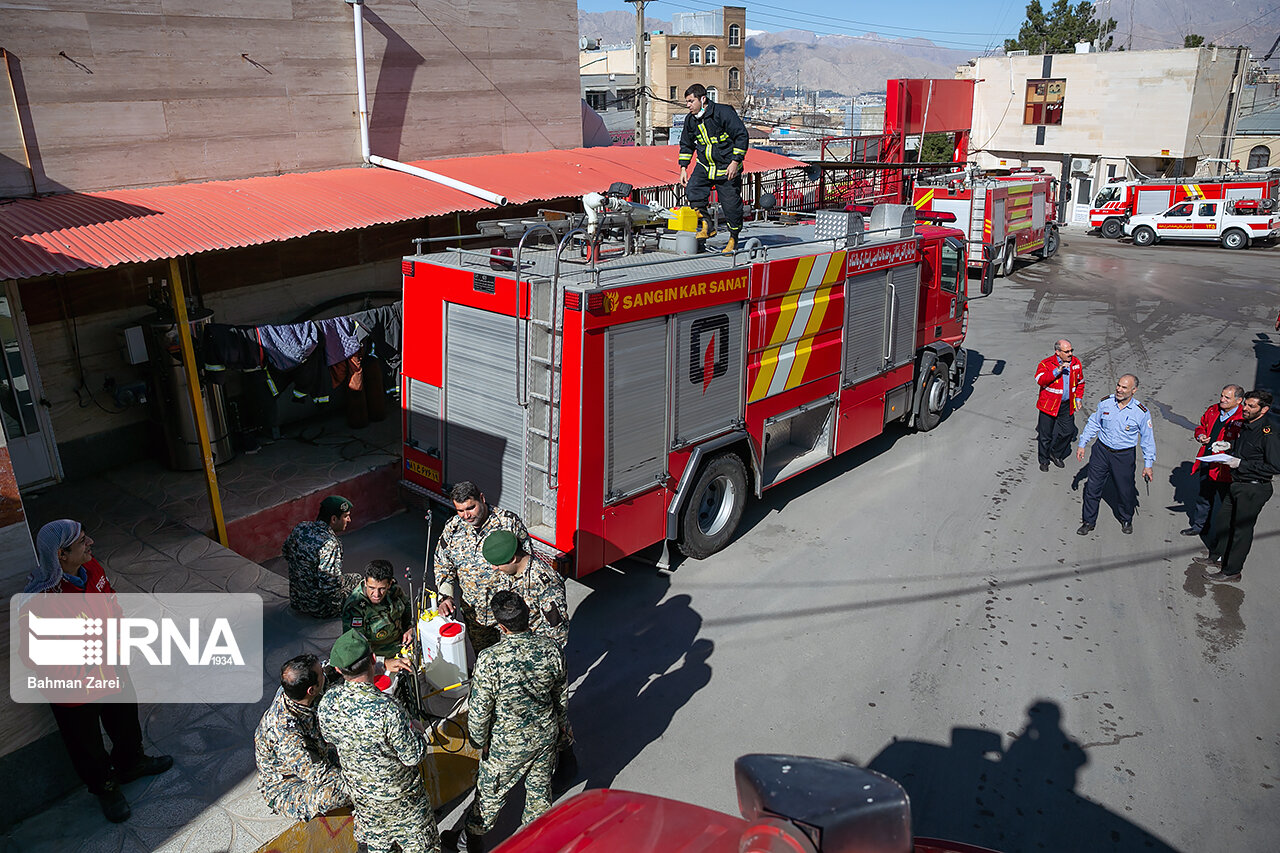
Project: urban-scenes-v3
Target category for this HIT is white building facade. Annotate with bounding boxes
[958,46,1249,226]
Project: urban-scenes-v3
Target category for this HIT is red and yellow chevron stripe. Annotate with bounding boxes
[748,252,845,403]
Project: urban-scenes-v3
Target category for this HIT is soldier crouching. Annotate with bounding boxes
[253,653,352,821]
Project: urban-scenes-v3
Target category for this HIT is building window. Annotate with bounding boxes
[729,24,741,47]
[670,44,678,59]
[728,67,740,91]
[689,44,702,65]
[670,86,678,100]
[705,45,718,65]
[707,86,718,102]
[586,91,608,111]
[616,89,636,111]
[1248,144,1271,170]
[1024,78,1065,125]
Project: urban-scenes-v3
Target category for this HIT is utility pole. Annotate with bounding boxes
[626,0,648,146]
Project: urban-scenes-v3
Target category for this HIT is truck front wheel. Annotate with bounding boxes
[997,239,1016,277]
[678,452,748,559]
[1038,224,1060,258]
[1100,218,1123,239]
[1221,229,1248,250]
[1132,226,1156,247]
[916,366,951,432]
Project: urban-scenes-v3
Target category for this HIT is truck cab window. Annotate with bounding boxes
[940,237,963,293]
[1166,203,1193,217]
[1198,203,1216,217]
[1093,186,1119,207]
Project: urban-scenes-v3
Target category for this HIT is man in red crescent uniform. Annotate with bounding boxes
[1183,385,1245,536]
[1034,339,1085,471]
[23,520,173,823]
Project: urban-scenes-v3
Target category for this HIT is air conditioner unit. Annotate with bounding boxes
[1071,158,1092,174]
[1007,49,1029,56]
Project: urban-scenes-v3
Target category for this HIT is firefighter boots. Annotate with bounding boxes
[721,235,738,254]
[696,217,716,239]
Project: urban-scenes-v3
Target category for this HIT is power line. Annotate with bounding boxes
[650,0,1000,52]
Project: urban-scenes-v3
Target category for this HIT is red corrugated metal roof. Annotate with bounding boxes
[0,146,804,281]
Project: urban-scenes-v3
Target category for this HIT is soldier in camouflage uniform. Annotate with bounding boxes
[254,653,351,821]
[283,495,362,618]
[442,592,566,852]
[317,630,440,853]
[434,481,529,653]
[482,531,577,782]
[343,560,415,658]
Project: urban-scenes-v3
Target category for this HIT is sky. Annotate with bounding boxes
[576,0,1031,53]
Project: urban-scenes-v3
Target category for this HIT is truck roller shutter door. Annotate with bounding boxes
[887,264,920,370]
[407,379,441,453]
[606,317,669,501]
[674,304,744,446]
[444,304,526,509]
[843,269,889,385]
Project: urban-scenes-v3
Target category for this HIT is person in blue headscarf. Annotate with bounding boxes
[23,520,173,823]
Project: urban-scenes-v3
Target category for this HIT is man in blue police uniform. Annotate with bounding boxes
[1074,374,1156,535]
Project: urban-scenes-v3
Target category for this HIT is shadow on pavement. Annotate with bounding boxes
[1252,333,1279,392]
[867,700,1178,852]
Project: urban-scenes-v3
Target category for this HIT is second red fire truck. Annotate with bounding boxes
[911,168,1060,279]
[400,188,990,577]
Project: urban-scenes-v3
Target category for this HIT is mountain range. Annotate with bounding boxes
[578,5,1278,98]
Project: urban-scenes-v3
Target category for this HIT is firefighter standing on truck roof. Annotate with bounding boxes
[679,83,749,254]
[434,481,530,653]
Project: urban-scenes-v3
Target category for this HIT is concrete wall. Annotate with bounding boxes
[0,0,583,196]
[960,48,1245,164]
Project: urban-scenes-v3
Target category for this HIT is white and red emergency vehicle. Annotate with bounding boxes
[1089,172,1280,239]
[911,169,1059,279]
[400,190,988,577]
[1122,197,1280,249]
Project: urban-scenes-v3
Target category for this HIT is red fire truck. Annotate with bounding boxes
[400,192,989,577]
[1089,171,1280,239]
[911,169,1060,279]
[493,753,1000,853]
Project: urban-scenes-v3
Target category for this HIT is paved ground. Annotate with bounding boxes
[555,232,1279,853]
[7,232,1279,852]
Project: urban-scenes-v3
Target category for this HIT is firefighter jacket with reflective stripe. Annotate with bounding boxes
[1034,355,1084,416]
[679,102,749,181]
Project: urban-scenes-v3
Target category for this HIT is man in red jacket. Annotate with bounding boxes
[1034,339,1085,471]
[1183,384,1245,536]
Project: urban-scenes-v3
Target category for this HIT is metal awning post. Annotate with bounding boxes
[166,258,229,546]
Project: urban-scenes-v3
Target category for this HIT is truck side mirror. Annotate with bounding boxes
[735,754,912,853]
[981,247,996,295]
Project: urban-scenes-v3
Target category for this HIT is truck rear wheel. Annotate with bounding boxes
[1221,229,1248,250]
[678,452,748,559]
[1132,226,1156,247]
[997,239,1016,277]
[916,366,950,432]
[1100,218,1123,239]
[1038,224,1060,258]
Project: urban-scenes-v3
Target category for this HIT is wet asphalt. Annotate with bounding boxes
[352,229,1279,851]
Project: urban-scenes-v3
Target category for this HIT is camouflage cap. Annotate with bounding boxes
[481,530,519,566]
[329,629,371,670]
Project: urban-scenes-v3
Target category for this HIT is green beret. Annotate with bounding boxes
[319,495,353,519]
[482,530,519,566]
[330,629,371,670]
